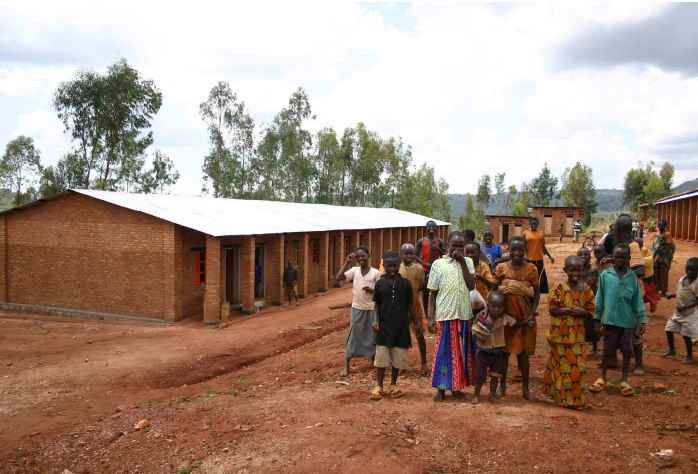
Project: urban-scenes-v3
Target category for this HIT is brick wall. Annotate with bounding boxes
[3,192,186,321]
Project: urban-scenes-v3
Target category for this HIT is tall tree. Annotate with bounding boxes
[140,150,180,194]
[476,174,491,208]
[494,172,506,195]
[623,163,672,211]
[642,172,668,205]
[0,136,42,205]
[560,162,597,225]
[54,59,162,190]
[510,183,531,216]
[529,163,558,206]
[39,152,87,198]
[659,161,674,192]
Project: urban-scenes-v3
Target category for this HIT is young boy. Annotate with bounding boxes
[578,247,599,356]
[336,246,381,377]
[577,247,592,274]
[590,243,647,396]
[664,257,698,363]
[482,230,503,271]
[370,251,414,400]
[472,291,507,404]
[399,243,428,375]
[465,242,498,300]
[283,260,299,305]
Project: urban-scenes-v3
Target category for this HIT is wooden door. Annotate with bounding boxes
[544,216,553,235]
[225,247,240,304]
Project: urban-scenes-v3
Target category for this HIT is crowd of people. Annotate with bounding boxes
[330,217,696,409]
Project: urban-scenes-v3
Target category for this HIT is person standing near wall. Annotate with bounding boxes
[522,217,554,295]
[573,219,582,243]
[652,219,676,299]
[417,220,446,313]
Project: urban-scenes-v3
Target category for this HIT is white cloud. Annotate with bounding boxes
[0,0,697,197]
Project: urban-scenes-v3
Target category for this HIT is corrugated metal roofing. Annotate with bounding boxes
[655,189,698,205]
[72,189,449,237]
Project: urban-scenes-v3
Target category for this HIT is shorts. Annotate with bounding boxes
[475,349,505,385]
[602,325,634,360]
[374,345,410,370]
[665,314,698,340]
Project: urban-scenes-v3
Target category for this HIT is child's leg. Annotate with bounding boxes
[472,351,485,404]
[665,331,676,356]
[376,367,386,389]
[390,367,399,385]
[341,356,351,377]
[489,375,500,402]
[518,352,531,400]
[499,353,510,396]
[633,342,644,373]
[620,330,633,383]
[682,336,693,362]
[416,333,428,374]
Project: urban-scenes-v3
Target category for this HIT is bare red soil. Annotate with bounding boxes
[1,239,698,473]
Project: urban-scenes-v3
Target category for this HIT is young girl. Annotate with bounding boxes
[578,247,600,356]
[496,236,540,400]
[664,257,698,362]
[543,256,595,409]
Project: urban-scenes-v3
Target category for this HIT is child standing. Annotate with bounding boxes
[589,243,647,396]
[578,247,600,356]
[465,242,498,301]
[664,257,698,362]
[336,246,381,377]
[482,230,503,271]
[472,291,507,404]
[283,260,299,305]
[399,243,429,375]
[370,251,414,400]
[543,256,595,409]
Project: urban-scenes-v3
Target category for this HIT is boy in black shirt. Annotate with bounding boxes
[370,251,414,400]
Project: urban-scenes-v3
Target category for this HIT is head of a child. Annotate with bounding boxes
[465,242,480,266]
[576,247,591,268]
[614,214,633,244]
[426,220,437,237]
[635,238,644,249]
[612,243,630,272]
[658,219,668,233]
[483,230,494,245]
[686,257,698,282]
[400,243,416,266]
[355,246,370,269]
[463,229,476,243]
[529,217,540,231]
[448,231,466,259]
[382,251,400,277]
[509,236,526,264]
[593,244,606,264]
[487,290,506,320]
[564,255,585,285]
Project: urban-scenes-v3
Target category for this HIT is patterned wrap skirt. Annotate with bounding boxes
[431,320,477,391]
[543,342,587,408]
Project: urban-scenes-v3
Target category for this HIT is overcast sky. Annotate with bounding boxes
[2,1,698,195]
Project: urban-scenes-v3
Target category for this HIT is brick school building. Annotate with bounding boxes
[485,206,584,244]
[655,189,698,242]
[0,190,449,323]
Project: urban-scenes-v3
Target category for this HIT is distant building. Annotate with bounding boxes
[485,206,585,244]
[0,190,449,323]
[655,189,698,242]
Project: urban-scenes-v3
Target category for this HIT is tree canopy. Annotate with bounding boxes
[0,136,42,205]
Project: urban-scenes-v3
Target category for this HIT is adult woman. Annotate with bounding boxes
[652,219,676,298]
[522,217,554,294]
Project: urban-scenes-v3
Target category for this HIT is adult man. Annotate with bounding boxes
[522,217,554,294]
[283,260,299,305]
[416,220,446,312]
[427,231,476,402]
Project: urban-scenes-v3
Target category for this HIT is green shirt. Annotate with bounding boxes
[594,268,647,328]
[427,256,475,321]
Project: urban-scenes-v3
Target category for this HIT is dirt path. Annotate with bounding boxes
[2,240,698,473]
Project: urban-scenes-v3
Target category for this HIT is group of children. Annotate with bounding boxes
[335,218,698,408]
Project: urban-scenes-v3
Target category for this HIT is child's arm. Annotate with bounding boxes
[542,242,555,264]
[633,278,648,326]
[335,254,355,282]
[427,291,437,333]
[594,274,605,323]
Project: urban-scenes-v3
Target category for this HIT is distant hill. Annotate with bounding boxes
[674,178,698,193]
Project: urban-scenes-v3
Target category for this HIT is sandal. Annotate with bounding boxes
[388,387,404,399]
[369,386,384,400]
[619,381,634,397]
[588,378,606,393]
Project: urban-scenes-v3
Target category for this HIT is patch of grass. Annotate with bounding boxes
[142,399,161,408]
[178,460,203,474]
[176,396,193,403]
[237,376,248,386]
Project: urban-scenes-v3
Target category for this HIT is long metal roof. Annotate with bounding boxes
[655,189,698,205]
[68,189,449,237]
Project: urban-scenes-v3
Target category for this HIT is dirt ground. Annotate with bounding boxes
[1,237,698,474]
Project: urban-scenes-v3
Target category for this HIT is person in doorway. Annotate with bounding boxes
[652,219,676,299]
[482,229,503,271]
[589,243,647,397]
[664,257,698,362]
[336,246,381,377]
[427,231,476,402]
[370,251,414,400]
[283,260,299,305]
[417,220,446,314]
[573,219,583,243]
[559,222,564,242]
[399,243,429,375]
[522,217,554,294]
[496,236,540,400]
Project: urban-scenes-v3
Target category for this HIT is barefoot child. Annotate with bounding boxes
[427,231,476,402]
[496,236,540,400]
[543,256,595,408]
[399,243,429,375]
[590,243,647,396]
[664,257,698,362]
[336,246,381,377]
[370,251,414,400]
[472,291,507,404]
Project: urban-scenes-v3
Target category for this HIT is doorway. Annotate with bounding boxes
[544,215,553,235]
[254,245,265,299]
[225,247,240,304]
[565,216,574,236]
[502,224,510,244]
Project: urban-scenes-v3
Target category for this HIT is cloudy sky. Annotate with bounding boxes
[2,1,698,195]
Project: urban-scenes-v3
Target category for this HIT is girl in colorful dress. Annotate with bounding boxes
[543,256,595,409]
